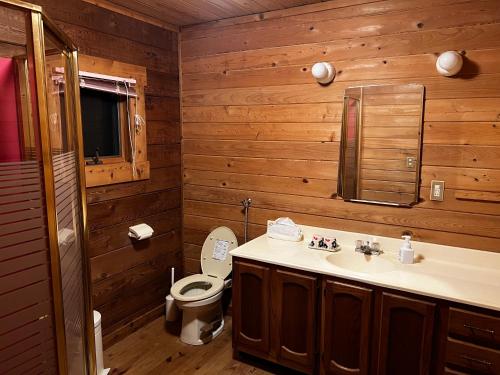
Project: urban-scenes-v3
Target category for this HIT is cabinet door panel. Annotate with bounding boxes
[322,280,373,375]
[233,260,270,355]
[378,293,436,375]
[273,268,317,372]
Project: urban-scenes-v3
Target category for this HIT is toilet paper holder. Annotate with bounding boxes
[128,223,154,240]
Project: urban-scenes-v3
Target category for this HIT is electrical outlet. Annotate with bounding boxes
[430,180,445,201]
[406,156,416,169]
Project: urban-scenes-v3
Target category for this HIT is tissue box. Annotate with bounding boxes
[267,217,303,241]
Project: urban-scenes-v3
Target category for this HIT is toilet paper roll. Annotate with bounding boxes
[128,223,154,240]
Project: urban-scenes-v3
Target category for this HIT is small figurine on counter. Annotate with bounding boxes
[308,234,340,252]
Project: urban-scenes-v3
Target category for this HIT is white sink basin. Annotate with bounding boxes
[326,251,398,274]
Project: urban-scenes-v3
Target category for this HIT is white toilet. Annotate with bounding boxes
[170,226,237,345]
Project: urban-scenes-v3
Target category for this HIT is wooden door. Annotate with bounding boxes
[272,268,318,373]
[232,260,271,356]
[321,280,373,375]
[377,292,436,375]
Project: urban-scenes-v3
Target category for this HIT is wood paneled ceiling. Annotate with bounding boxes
[83,0,323,30]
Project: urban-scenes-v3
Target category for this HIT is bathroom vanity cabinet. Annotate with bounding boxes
[322,285,436,375]
[444,308,500,374]
[232,258,500,375]
[232,261,271,356]
[232,260,318,374]
[375,293,436,375]
[321,280,373,374]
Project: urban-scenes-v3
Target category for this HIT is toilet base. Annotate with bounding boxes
[180,301,224,346]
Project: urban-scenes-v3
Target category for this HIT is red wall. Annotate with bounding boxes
[0,57,21,162]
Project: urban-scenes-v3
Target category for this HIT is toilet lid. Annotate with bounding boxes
[201,226,237,279]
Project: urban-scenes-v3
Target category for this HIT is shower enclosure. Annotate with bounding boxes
[0,0,95,373]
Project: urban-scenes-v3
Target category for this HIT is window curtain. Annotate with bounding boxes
[53,68,137,97]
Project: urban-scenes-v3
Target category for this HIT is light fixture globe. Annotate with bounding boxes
[436,51,463,77]
[312,62,335,84]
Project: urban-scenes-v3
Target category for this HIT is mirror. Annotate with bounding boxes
[338,84,424,206]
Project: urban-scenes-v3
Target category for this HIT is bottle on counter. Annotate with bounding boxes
[399,235,414,264]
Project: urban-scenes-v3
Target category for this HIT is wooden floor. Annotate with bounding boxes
[104,316,297,375]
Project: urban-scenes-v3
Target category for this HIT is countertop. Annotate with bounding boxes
[230,225,500,311]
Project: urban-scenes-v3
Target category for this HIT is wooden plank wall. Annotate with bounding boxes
[32,0,181,347]
[180,0,500,274]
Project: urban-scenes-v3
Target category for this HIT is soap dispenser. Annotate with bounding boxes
[399,235,414,264]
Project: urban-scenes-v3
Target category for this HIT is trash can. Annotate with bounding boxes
[94,310,109,375]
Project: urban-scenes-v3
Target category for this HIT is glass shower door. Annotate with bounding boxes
[40,23,89,375]
[0,5,58,374]
[0,2,95,373]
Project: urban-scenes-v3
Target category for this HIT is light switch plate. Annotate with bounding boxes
[430,180,445,201]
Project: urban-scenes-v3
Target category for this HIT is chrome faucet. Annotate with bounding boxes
[355,239,382,256]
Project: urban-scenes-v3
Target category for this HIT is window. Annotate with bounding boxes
[76,54,150,187]
[81,88,122,160]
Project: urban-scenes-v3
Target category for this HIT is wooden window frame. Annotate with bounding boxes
[78,54,149,187]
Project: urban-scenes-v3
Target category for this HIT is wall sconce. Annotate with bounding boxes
[312,62,335,84]
[436,51,463,77]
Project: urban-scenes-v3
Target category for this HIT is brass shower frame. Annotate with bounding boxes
[0,0,96,374]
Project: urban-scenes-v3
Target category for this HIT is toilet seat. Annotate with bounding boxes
[170,274,224,302]
[171,226,238,303]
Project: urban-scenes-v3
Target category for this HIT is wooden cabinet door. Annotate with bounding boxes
[232,260,271,355]
[272,268,318,373]
[377,292,436,375]
[322,280,373,375]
